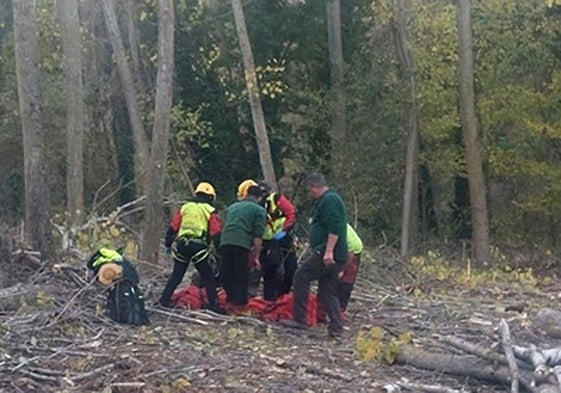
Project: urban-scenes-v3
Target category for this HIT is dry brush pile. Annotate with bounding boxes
[2,241,561,392]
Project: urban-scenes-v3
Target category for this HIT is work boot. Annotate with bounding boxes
[279,319,309,330]
[328,330,343,342]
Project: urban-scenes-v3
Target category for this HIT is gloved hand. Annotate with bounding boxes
[273,231,287,241]
[164,246,172,256]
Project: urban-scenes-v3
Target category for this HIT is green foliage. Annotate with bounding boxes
[4,0,561,254]
[355,326,412,364]
[409,249,543,290]
[51,213,140,257]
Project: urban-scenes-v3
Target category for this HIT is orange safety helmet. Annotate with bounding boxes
[194,181,216,199]
[237,179,258,200]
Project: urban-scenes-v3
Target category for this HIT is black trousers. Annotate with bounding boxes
[292,251,344,335]
[261,240,284,301]
[279,235,298,295]
[220,245,250,306]
[159,238,218,308]
[336,282,353,310]
[251,235,298,301]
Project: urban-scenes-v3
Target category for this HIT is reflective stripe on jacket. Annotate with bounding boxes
[263,193,287,240]
[91,248,123,267]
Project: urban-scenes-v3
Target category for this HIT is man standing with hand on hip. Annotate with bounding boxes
[281,173,347,340]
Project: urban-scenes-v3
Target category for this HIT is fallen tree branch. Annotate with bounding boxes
[396,345,536,392]
[439,335,507,365]
[515,345,561,368]
[553,366,561,392]
[148,307,210,326]
[110,382,146,389]
[499,318,520,393]
[395,379,471,392]
[70,364,115,382]
[0,283,43,299]
[517,345,549,382]
[44,277,98,328]
[17,368,58,382]
[260,353,353,382]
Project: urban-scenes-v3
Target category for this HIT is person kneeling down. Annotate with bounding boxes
[87,247,149,326]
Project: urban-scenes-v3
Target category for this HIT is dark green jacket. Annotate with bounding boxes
[309,190,348,262]
[220,199,267,250]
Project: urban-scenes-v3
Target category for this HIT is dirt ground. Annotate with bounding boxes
[2,250,561,393]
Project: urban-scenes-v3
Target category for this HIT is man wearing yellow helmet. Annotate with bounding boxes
[220,182,267,306]
[159,181,224,313]
[237,179,258,200]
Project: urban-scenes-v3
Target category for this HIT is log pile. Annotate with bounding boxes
[396,324,561,393]
[353,254,561,393]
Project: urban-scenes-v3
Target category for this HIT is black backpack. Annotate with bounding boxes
[106,278,149,326]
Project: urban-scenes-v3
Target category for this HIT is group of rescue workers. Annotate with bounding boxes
[153,172,363,339]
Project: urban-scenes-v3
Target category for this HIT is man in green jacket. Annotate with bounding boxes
[220,183,267,306]
[282,173,348,340]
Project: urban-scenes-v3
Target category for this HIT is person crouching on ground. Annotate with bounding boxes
[159,182,224,313]
[220,181,267,307]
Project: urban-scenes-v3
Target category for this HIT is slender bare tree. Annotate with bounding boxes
[13,0,53,258]
[140,0,175,262]
[231,0,277,189]
[59,0,85,225]
[393,0,419,258]
[124,0,149,94]
[327,0,347,188]
[100,0,150,194]
[456,0,490,265]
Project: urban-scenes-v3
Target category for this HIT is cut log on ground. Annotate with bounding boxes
[396,345,536,392]
[499,318,520,393]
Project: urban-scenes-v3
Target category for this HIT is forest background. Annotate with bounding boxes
[2,0,561,266]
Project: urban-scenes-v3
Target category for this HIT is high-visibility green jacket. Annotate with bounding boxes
[346,224,363,255]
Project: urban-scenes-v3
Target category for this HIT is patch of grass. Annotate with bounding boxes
[410,249,543,290]
[355,327,412,364]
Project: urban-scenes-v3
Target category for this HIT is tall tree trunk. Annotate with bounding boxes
[455,0,490,265]
[393,0,419,258]
[326,0,347,188]
[100,0,150,195]
[80,0,102,148]
[12,0,53,259]
[59,0,85,226]
[124,0,149,94]
[231,0,277,189]
[140,0,174,263]
[102,90,120,182]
